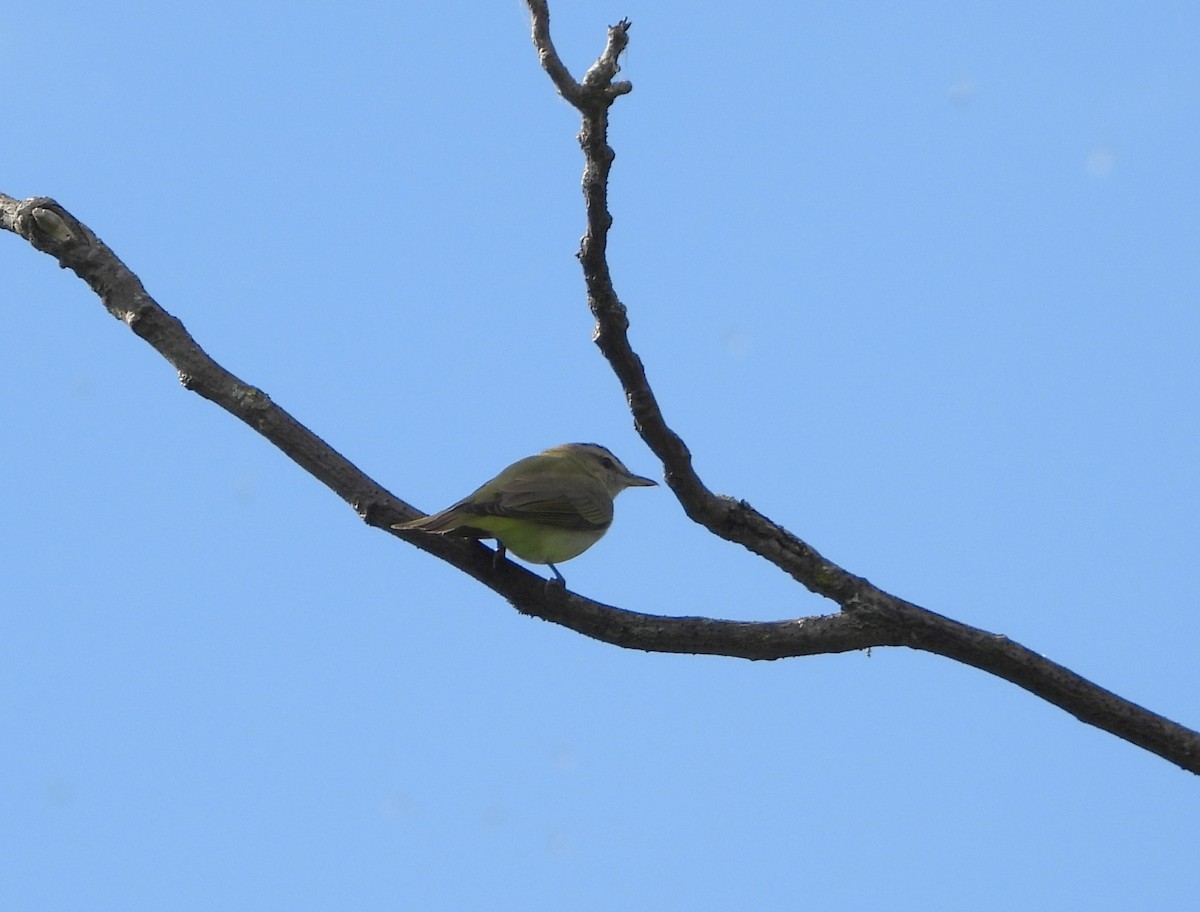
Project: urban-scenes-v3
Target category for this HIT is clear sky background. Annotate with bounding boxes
[3,2,1198,909]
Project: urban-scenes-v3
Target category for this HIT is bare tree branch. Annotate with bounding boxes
[2,7,1197,774]
[522,3,1200,774]
[0,191,882,646]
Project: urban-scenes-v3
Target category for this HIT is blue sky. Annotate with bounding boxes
[3,2,1199,909]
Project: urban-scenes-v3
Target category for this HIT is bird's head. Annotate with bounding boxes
[546,443,658,498]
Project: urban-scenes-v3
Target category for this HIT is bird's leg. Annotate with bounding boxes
[493,543,507,571]
[546,563,567,592]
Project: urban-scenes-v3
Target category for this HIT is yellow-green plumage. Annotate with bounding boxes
[393,443,656,582]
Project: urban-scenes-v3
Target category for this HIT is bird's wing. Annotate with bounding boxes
[469,474,613,531]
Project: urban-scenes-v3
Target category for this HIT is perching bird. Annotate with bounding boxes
[392,442,656,584]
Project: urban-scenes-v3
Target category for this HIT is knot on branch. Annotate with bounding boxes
[15,197,84,263]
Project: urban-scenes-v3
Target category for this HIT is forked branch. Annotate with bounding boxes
[522,1,1200,773]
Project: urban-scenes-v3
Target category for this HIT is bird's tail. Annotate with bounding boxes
[392,505,472,533]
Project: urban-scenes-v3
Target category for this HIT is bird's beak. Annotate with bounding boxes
[625,473,658,487]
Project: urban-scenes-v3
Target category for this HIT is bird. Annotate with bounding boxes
[392,443,656,584]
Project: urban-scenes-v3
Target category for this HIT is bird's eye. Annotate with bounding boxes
[600,457,616,470]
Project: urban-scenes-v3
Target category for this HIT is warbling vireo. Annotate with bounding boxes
[393,443,656,583]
